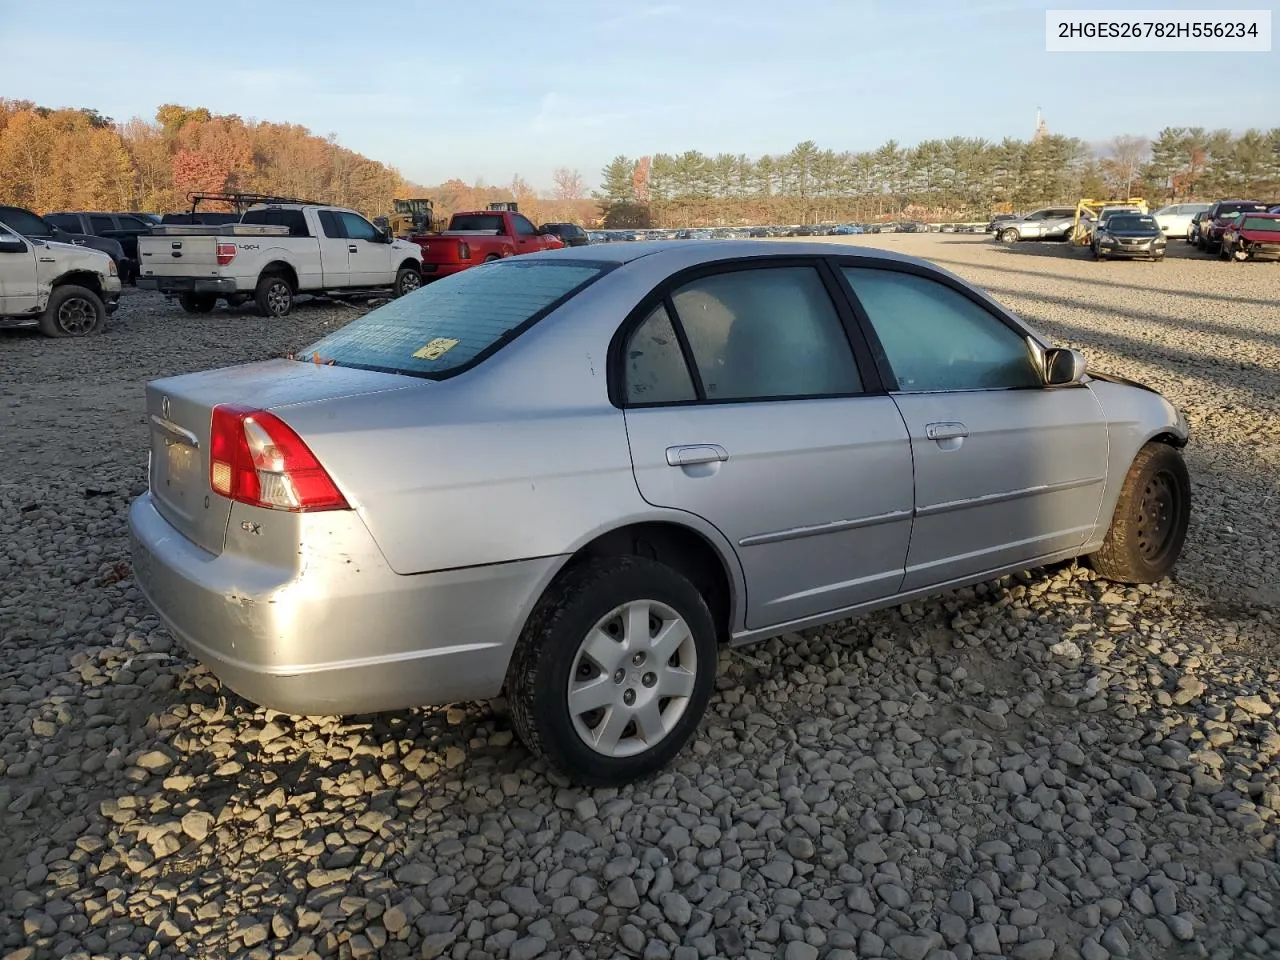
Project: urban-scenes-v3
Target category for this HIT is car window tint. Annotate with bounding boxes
[338,212,378,242]
[317,211,344,238]
[90,215,116,234]
[669,266,861,400]
[450,214,504,232]
[842,267,1041,392]
[120,216,152,231]
[512,214,538,236]
[625,304,696,404]
[302,260,608,379]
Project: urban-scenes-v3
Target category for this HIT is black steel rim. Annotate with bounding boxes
[57,296,96,335]
[1136,469,1180,564]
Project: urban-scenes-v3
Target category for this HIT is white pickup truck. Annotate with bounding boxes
[137,202,424,317]
[0,221,121,337]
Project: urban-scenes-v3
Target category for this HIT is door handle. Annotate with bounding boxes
[666,444,729,467]
[925,422,968,441]
[348,244,358,253]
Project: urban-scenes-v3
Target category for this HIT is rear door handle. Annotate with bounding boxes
[348,244,358,253]
[666,444,729,467]
[925,422,968,441]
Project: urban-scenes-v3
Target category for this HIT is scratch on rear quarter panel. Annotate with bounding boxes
[587,352,595,377]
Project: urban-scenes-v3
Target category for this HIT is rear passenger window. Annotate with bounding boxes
[90,216,115,234]
[625,305,696,404]
[669,267,861,401]
[318,211,344,238]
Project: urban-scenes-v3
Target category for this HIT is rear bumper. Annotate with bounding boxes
[138,277,239,295]
[1237,240,1280,258]
[129,492,561,716]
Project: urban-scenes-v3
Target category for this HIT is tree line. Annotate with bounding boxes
[0,100,410,217]
[593,128,1280,227]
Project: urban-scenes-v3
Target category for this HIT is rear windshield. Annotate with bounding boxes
[1221,203,1268,215]
[449,214,504,232]
[1108,215,1156,231]
[300,259,609,379]
[1242,216,1280,230]
[241,208,310,236]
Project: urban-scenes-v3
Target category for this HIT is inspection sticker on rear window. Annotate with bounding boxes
[413,338,459,361]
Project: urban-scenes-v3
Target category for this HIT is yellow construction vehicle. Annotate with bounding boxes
[1067,197,1147,244]
[387,198,435,237]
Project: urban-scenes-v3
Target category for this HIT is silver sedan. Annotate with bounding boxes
[130,241,1191,785]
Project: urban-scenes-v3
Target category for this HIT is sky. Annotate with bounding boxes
[1,0,1276,190]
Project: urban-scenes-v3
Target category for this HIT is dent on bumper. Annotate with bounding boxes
[129,493,562,716]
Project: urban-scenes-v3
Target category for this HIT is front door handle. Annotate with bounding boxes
[666,444,729,467]
[348,244,358,253]
[925,422,968,441]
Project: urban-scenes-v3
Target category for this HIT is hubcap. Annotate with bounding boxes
[57,296,96,335]
[1136,470,1179,564]
[267,282,290,315]
[567,599,698,758]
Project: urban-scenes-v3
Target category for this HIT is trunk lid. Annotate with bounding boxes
[415,236,469,265]
[145,359,415,555]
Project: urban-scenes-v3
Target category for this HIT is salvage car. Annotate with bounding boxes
[993,207,1077,243]
[0,204,127,275]
[412,209,564,278]
[1151,202,1211,240]
[0,221,120,336]
[138,201,424,316]
[1091,213,1167,261]
[1220,213,1280,261]
[1197,199,1270,254]
[130,241,1192,785]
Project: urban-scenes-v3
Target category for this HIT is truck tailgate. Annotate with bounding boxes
[139,234,220,278]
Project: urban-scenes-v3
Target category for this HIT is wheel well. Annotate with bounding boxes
[260,262,298,290]
[1149,430,1188,450]
[51,271,103,297]
[565,523,733,643]
[397,257,420,273]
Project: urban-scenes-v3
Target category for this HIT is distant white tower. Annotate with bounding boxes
[1033,107,1049,142]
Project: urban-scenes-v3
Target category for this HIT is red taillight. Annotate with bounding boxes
[216,242,236,266]
[458,241,471,260]
[209,404,349,512]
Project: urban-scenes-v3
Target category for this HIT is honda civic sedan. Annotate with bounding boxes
[130,241,1192,785]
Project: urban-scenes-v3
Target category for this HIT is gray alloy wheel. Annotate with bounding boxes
[567,599,698,758]
[56,294,98,334]
[1000,228,1019,243]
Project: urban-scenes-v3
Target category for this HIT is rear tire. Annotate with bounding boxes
[38,284,105,337]
[1087,443,1190,584]
[255,272,294,317]
[506,556,717,787]
[483,254,501,262]
[178,293,217,314]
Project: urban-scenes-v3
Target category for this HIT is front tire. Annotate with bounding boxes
[39,284,105,337]
[255,272,294,317]
[1087,443,1190,584]
[506,556,717,787]
[394,265,422,297]
[1000,228,1019,244]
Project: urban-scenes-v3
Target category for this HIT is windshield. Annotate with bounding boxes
[1221,202,1268,216]
[0,207,55,238]
[300,259,609,379]
[449,214,504,232]
[1108,215,1156,231]
[1242,216,1280,231]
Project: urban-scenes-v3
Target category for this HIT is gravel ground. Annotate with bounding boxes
[1,237,1278,960]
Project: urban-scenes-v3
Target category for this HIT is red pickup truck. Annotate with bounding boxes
[412,209,564,278]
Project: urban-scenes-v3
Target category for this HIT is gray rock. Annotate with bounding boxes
[609,877,641,909]
[510,936,548,960]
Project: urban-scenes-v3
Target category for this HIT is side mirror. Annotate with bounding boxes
[1044,347,1087,386]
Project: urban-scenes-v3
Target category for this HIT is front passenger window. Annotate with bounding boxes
[842,267,1042,392]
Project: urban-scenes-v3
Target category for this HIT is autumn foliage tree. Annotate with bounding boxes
[0,99,411,217]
